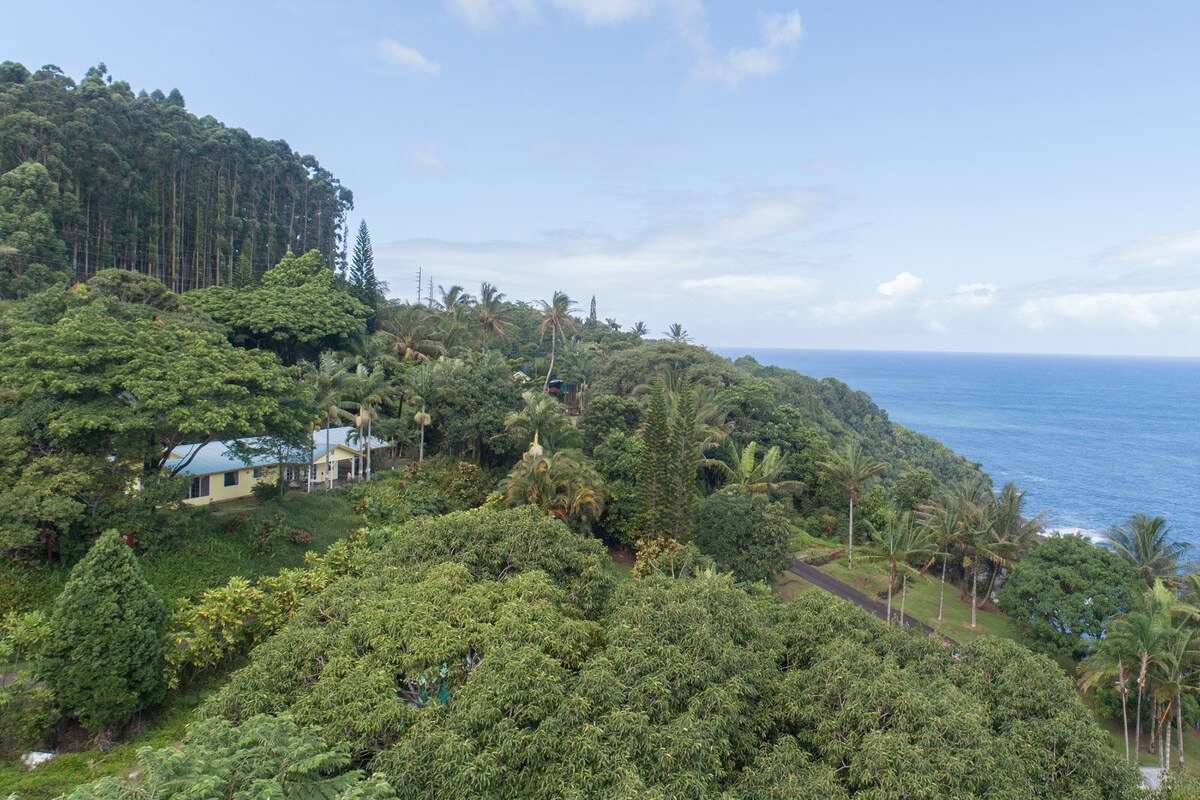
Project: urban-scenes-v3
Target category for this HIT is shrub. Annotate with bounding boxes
[0,681,58,756]
[694,490,794,583]
[42,530,166,731]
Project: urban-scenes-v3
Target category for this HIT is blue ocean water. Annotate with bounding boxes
[717,348,1200,547]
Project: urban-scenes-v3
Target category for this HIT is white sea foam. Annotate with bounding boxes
[1045,527,1107,544]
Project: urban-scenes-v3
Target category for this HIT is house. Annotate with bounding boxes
[169,426,390,505]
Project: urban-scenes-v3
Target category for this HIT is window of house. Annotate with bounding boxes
[252,467,264,479]
[224,471,239,487]
[188,475,210,499]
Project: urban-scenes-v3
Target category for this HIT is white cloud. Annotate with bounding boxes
[377,39,442,75]
[448,0,537,28]
[409,151,445,172]
[1101,227,1200,268]
[877,271,923,297]
[548,0,654,25]
[952,282,998,305]
[681,273,819,297]
[448,1,802,84]
[1018,288,1200,331]
[698,11,803,85]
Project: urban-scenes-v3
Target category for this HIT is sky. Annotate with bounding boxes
[4,1,1200,356]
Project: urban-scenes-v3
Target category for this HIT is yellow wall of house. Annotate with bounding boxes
[180,445,365,506]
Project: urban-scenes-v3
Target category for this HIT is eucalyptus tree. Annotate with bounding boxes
[820,443,887,569]
[1106,514,1188,588]
[537,290,578,392]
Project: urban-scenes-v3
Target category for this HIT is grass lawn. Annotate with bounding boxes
[815,558,1022,645]
[1093,703,1200,777]
[1,491,359,617]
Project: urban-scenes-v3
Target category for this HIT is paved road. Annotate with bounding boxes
[788,560,958,646]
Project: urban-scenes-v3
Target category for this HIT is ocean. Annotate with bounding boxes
[716,348,1200,548]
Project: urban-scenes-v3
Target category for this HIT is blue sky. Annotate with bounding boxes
[5,1,1200,356]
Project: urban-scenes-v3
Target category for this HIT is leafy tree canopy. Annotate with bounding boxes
[997,534,1144,660]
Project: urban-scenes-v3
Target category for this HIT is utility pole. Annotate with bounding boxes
[416,266,422,304]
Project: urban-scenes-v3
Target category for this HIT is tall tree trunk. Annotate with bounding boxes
[1121,686,1130,761]
[847,494,855,569]
[326,416,334,489]
[1135,681,1144,760]
[1163,702,1171,771]
[937,555,947,622]
[970,564,978,628]
[365,415,373,481]
[885,560,894,623]
[543,329,557,392]
[1177,694,1185,771]
[899,573,908,627]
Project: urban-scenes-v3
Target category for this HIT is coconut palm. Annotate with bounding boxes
[663,323,692,343]
[472,281,514,343]
[1081,636,1136,761]
[537,291,578,392]
[820,443,887,569]
[433,283,473,320]
[631,321,648,337]
[716,441,804,497]
[1106,514,1189,588]
[380,303,446,363]
[979,482,1043,606]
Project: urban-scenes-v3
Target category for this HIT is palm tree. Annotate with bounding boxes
[820,443,887,569]
[663,323,691,343]
[1106,514,1188,587]
[537,291,578,392]
[472,281,514,343]
[380,303,446,363]
[979,482,1042,606]
[433,283,473,320]
[918,497,962,623]
[631,321,648,337]
[1081,636,1135,761]
[864,512,934,624]
[504,390,576,451]
[499,450,606,527]
[306,353,357,490]
[350,364,391,481]
[716,441,804,496]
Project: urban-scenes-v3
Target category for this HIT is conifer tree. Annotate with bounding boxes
[350,220,378,328]
[231,252,253,288]
[42,530,166,732]
[669,379,697,538]
[639,378,674,537]
[588,295,598,326]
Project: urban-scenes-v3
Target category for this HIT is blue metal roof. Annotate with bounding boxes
[169,426,389,477]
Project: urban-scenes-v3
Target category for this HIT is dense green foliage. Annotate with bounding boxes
[997,534,1143,659]
[187,510,1135,798]
[42,531,166,731]
[694,489,794,583]
[0,62,352,297]
[62,714,394,800]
